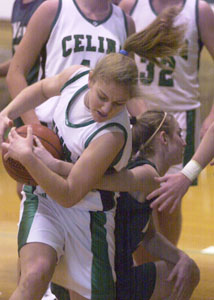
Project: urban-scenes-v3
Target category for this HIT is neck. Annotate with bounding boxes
[151,0,183,13]
[146,152,170,177]
[75,0,111,17]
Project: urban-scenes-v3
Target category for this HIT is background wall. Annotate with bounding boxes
[0,0,15,20]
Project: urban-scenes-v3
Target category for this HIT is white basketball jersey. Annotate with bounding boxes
[35,0,128,124]
[39,67,131,212]
[131,0,201,111]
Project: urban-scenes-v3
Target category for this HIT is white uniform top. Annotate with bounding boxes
[131,0,201,112]
[35,0,128,124]
[37,67,132,212]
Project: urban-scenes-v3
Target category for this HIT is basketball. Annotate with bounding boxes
[1,124,63,186]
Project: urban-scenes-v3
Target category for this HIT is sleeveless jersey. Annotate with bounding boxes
[115,158,157,299]
[35,0,128,124]
[11,0,45,85]
[131,0,202,111]
[37,67,132,212]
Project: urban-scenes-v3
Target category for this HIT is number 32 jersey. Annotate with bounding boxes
[131,0,201,111]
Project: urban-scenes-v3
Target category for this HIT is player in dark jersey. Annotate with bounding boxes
[96,110,199,300]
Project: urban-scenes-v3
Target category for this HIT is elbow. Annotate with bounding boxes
[59,182,83,208]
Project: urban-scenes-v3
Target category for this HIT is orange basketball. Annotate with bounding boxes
[1,124,63,186]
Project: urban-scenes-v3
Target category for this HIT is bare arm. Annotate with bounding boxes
[0,65,82,144]
[147,121,214,212]
[95,164,160,200]
[119,0,135,15]
[198,0,214,137]
[142,221,200,298]
[6,0,59,124]
[3,126,125,207]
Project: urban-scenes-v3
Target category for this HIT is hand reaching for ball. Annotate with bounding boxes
[2,126,34,165]
[33,136,56,170]
[1,124,63,185]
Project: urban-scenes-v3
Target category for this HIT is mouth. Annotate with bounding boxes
[97,111,108,118]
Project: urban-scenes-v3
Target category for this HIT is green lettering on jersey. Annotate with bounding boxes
[86,35,96,52]
[62,35,117,58]
[106,38,116,53]
[74,34,84,52]
[62,36,72,57]
[98,36,105,53]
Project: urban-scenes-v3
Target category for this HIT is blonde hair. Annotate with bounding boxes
[90,5,186,99]
[123,5,186,66]
[132,110,175,158]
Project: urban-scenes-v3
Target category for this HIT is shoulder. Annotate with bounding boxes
[126,13,136,36]
[119,0,136,15]
[198,0,214,26]
[32,0,60,20]
[197,0,214,55]
[58,65,89,88]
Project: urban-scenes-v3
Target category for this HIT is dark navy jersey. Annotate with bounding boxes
[11,0,45,85]
[115,158,157,300]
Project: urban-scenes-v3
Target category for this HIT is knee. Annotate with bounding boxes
[20,258,54,288]
[190,259,200,288]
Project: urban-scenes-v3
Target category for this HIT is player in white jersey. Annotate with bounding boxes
[0,12,185,299]
[6,0,135,126]
[120,0,214,247]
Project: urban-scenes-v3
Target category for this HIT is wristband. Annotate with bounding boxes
[180,160,202,182]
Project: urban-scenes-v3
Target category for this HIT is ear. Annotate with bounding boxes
[88,71,94,88]
[159,131,168,145]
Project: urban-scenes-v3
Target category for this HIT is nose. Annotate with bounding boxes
[101,102,112,115]
[182,138,187,147]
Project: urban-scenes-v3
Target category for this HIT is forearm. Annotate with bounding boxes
[1,81,47,121]
[192,121,214,168]
[50,158,73,177]
[22,153,78,207]
[6,64,40,124]
[142,231,184,265]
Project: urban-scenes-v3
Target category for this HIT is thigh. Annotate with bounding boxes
[52,209,116,300]
[116,262,156,300]
[18,185,65,259]
[150,261,174,300]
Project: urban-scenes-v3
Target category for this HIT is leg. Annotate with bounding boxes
[150,260,199,300]
[69,290,88,300]
[9,242,57,300]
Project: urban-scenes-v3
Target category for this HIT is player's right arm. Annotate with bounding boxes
[0,65,82,147]
[6,0,59,125]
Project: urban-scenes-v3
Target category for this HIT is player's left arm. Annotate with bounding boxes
[198,0,214,137]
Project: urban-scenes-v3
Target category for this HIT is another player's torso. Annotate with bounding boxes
[131,0,202,111]
[39,0,128,79]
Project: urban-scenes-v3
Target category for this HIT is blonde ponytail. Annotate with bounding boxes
[123,6,186,66]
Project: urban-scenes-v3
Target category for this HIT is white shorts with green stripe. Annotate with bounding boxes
[18,185,116,300]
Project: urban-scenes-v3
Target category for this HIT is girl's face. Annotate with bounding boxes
[167,120,186,165]
[87,77,129,122]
